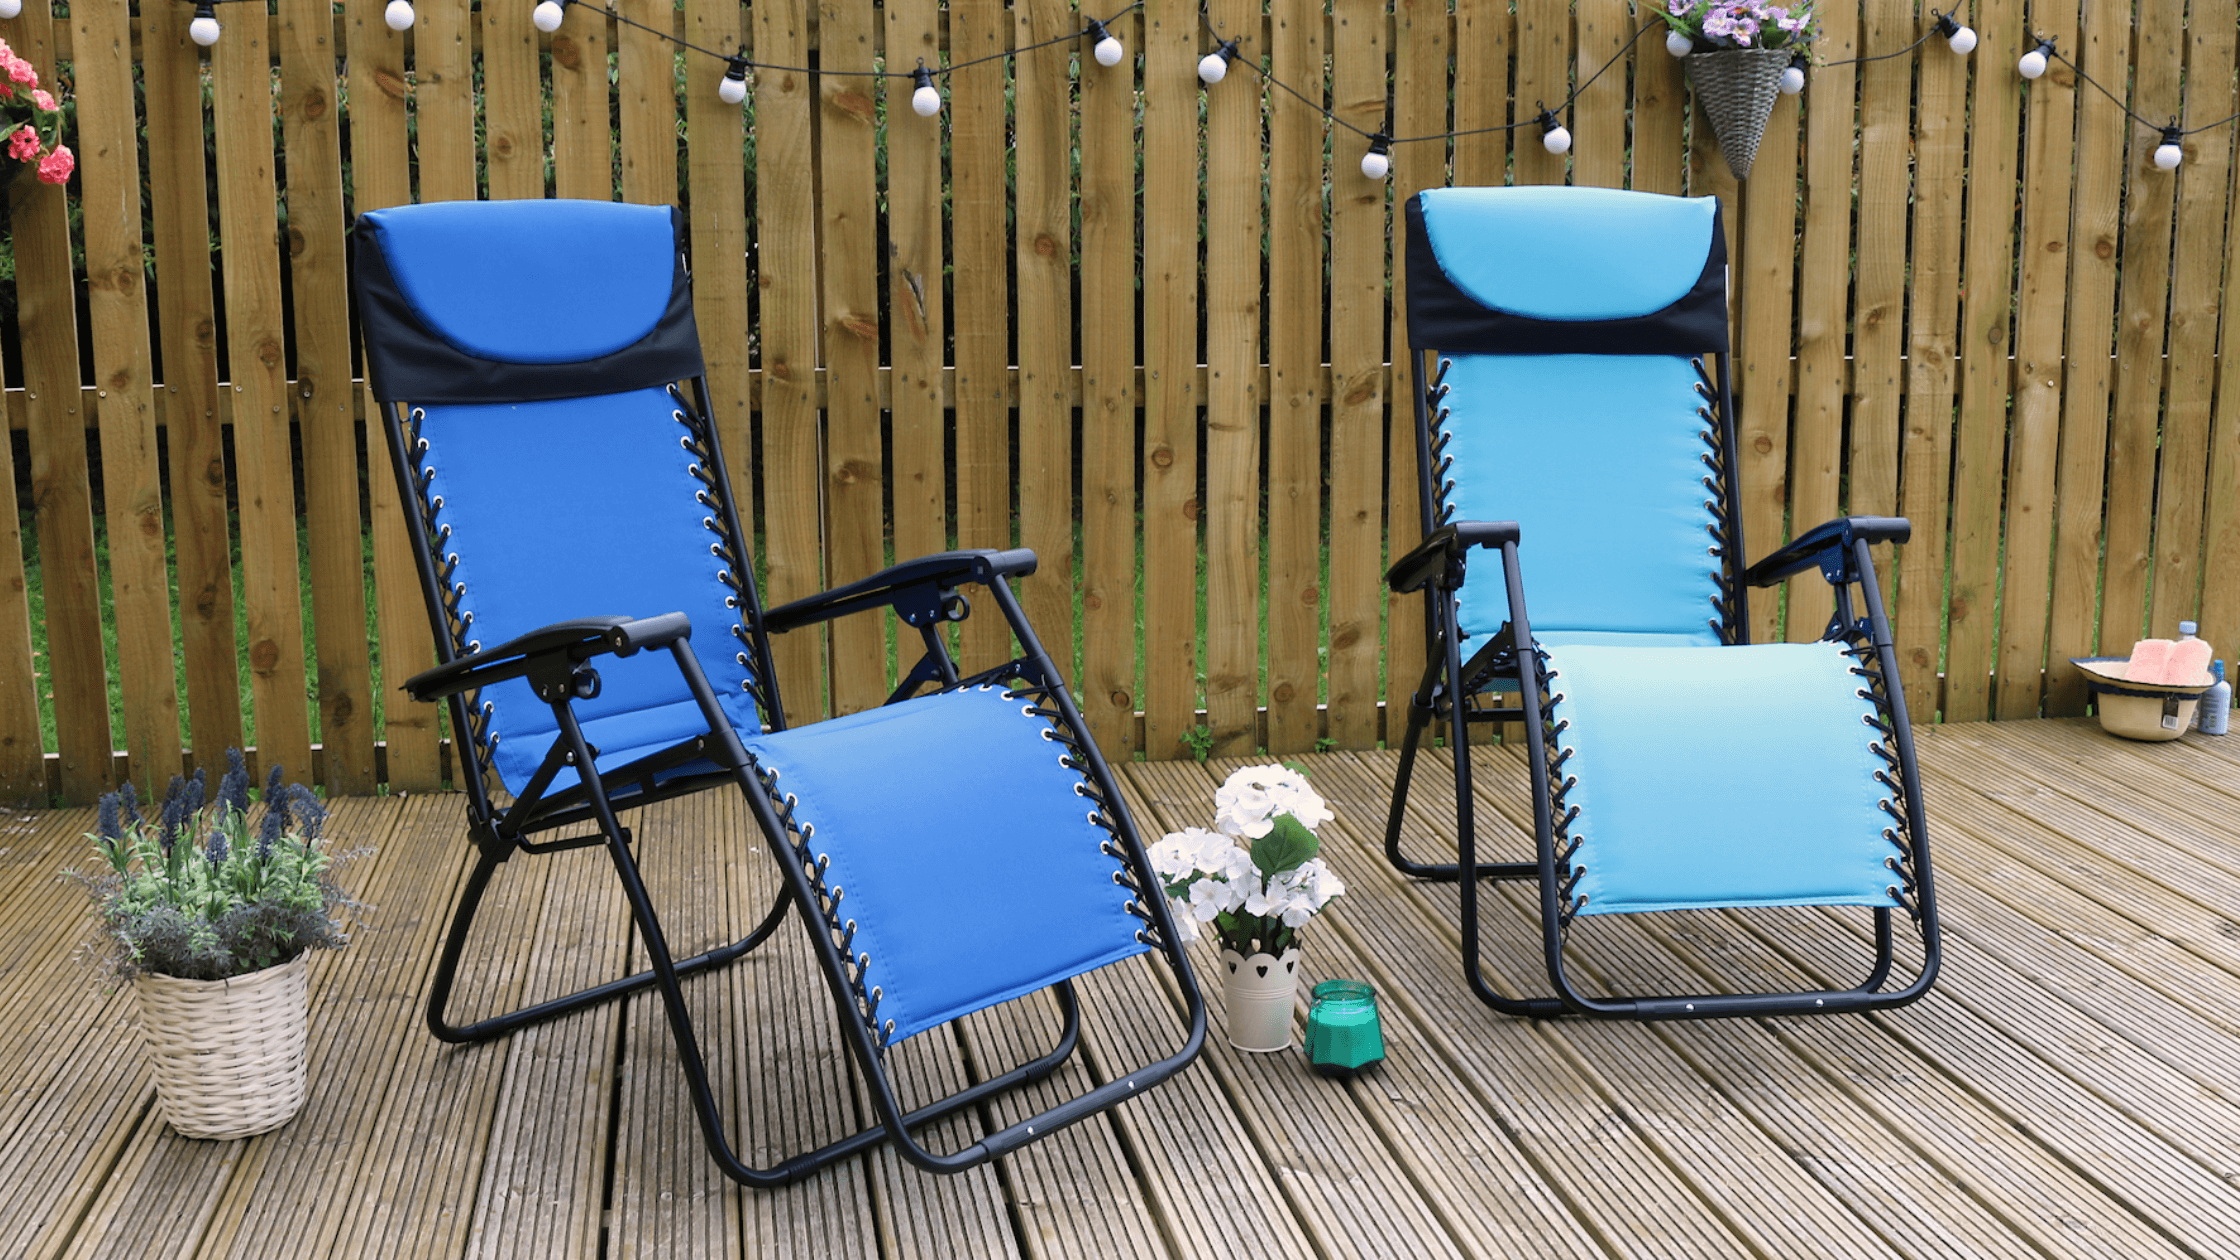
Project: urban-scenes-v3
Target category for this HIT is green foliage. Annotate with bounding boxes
[69,750,363,982]
[1248,812,1319,880]
[1178,724,1217,762]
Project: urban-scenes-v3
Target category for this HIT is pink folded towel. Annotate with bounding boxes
[2125,637,2213,685]
[2125,639,2176,682]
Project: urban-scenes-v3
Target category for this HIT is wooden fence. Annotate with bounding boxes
[3,0,2237,803]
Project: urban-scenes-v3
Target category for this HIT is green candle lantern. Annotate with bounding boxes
[1304,980,1385,1077]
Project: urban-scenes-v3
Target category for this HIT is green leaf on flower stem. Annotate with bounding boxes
[1250,813,1319,879]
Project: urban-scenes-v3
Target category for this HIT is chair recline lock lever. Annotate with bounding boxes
[895,582,970,628]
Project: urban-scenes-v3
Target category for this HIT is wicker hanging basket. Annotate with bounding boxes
[1684,47,1791,180]
[132,952,312,1140]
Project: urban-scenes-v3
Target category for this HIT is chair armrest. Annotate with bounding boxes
[402,612,692,702]
[1386,522,1520,595]
[1743,516,1910,588]
[763,548,1039,635]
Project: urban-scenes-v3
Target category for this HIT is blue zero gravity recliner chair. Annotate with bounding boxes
[352,199,1204,1184]
[1382,186,1940,1018]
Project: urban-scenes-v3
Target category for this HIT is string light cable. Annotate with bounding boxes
[534,0,1142,114]
[2020,33,2240,171]
[1199,8,1656,177]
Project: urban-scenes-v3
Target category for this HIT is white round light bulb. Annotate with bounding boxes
[189,14,222,45]
[0,0,24,19]
[2018,49,2047,79]
[1666,31,1693,58]
[384,0,415,32]
[1947,25,1977,54]
[1198,53,1229,84]
[2154,141,2183,170]
[911,83,942,116]
[532,0,566,34]
[1543,125,1572,156]
[718,75,747,105]
[1361,149,1390,179]
[1778,66,1806,94]
[1094,35,1124,67]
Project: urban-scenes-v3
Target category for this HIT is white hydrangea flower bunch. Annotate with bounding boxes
[1148,763,1345,954]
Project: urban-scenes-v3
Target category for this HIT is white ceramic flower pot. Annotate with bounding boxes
[1221,947,1301,1052]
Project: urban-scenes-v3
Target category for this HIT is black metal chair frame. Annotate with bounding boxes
[384,376,1205,1185]
[1382,349,1942,1019]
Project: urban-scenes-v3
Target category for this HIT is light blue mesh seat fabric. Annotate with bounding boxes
[1542,642,1901,914]
[744,686,1147,1043]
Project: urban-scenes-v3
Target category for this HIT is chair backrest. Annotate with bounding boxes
[1405,186,1735,648]
[354,200,765,794]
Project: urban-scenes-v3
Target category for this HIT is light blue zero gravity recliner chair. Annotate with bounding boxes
[351,199,1203,1185]
[1382,186,1941,1019]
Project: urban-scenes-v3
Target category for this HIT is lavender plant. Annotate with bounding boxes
[71,751,363,982]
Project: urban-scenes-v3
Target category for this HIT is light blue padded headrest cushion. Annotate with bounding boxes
[1416,187,1718,322]
[370,199,680,364]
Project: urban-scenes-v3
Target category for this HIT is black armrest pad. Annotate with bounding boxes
[764,548,1038,634]
[402,612,691,702]
[1743,516,1910,588]
[1386,521,1519,595]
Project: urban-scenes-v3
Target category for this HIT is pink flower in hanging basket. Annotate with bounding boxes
[37,143,72,185]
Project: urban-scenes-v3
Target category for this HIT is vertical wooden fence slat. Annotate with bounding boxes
[1572,0,1628,189]
[1203,0,1261,757]
[2144,9,2239,640]
[482,0,547,200]
[617,0,680,207]
[1941,0,2026,718]
[756,0,828,720]
[15,1,108,800]
[1630,3,1684,194]
[885,0,948,719]
[1735,97,1799,645]
[214,7,315,784]
[348,1,441,789]
[1450,0,1511,196]
[1013,0,1077,699]
[1996,0,2083,719]
[418,0,477,201]
[1893,24,1968,719]
[1383,0,1445,739]
[2099,0,2187,649]
[1264,0,1325,755]
[1139,0,1199,762]
[148,4,238,775]
[1325,0,1385,751]
[280,0,375,792]
[1077,6,1138,756]
[0,411,32,797]
[680,0,755,721]
[1511,0,1568,186]
[1786,0,1857,647]
[950,0,1014,673]
[2044,0,2129,713]
[76,0,183,792]
[1847,0,1910,612]
[549,2,613,200]
[2202,33,2240,650]
[815,0,889,714]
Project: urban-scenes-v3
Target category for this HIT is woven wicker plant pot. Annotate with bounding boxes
[132,952,312,1140]
[1684,47,1791,180]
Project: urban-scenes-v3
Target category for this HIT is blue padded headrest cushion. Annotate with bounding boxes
[364,199,680,364]
[1416,187,1719,322]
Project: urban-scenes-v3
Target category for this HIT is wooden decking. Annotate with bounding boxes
[8,717,2240,1259]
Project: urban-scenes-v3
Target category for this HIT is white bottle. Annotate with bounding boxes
[2180,620,2202,641]
[2200,660,2231,736]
